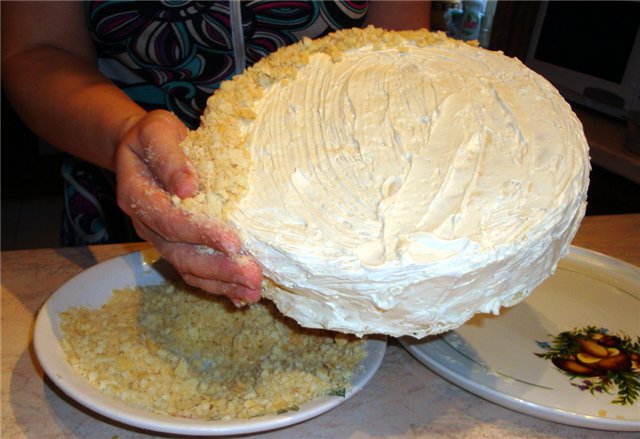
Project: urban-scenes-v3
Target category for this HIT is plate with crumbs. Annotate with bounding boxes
[401,246,640,431]
[34,249,387,436]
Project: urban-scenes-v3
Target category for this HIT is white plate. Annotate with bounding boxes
[34,251,387,436]
[401,246,640,431]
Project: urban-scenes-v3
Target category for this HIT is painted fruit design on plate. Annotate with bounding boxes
[535,326,640,405]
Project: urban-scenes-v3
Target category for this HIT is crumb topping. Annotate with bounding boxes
[60,282,365,420]
[178,26,470,220]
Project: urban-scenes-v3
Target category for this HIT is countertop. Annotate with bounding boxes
[2,214,639,438]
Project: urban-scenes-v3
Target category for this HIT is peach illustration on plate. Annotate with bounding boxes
[535,326,640,405]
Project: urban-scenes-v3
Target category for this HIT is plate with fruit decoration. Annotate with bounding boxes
[401,246,640,431]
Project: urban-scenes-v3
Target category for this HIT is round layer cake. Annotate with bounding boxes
[179,27,590,338]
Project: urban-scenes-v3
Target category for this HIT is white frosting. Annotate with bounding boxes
[230,41,590,338]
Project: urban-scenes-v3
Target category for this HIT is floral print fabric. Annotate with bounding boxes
[87,1,368,128]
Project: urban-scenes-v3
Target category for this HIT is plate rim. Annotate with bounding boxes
[33,251,387,436]
[400,245,640,432]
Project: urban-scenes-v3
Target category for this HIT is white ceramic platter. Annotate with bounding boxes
[401,246,640,431]
[34,251,387,436]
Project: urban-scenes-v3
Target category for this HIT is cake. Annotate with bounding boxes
[178,27,590,338]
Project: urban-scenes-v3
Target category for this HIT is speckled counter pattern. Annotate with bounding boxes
[2,215,639,438]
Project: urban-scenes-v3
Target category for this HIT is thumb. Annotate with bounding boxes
[136,110,198,198]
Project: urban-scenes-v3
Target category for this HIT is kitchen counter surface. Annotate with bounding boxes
[2,214,639,438]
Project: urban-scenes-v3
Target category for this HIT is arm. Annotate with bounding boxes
[1,1,262,304]
[1,1,144,171]
[365,1,431,30]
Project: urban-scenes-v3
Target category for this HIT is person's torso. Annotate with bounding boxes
[87,1,368,127]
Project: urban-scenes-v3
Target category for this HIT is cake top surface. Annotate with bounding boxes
[179,27,590,337]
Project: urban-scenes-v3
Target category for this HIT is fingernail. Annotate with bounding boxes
[231,262,261,290]
[218,236,241,254]
[172,170,198,198]
[231,286,261,307]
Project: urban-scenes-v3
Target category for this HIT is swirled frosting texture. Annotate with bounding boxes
[189,30,589,338]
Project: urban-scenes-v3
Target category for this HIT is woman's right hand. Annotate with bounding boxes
[115,110,263,306]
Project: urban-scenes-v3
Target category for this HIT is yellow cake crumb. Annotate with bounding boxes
[59,283,365,420]
[177,26,471,221]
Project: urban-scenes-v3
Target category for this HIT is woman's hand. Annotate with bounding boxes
[3,3,261,305]
[115,110,263,305]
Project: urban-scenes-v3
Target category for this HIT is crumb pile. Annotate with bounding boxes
[59,283,365,420]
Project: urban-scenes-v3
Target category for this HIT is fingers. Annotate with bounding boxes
[131,201,262,303]
[116,129,241,253]
[132,219,262,304]
[155,236,262,289]
[128,110,198,198]
[116,110,262,304]
[182,274,262,306]
[122,180,240,253]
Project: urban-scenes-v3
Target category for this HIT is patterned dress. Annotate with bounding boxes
[62,1,368,245]
[88,0,368,128]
